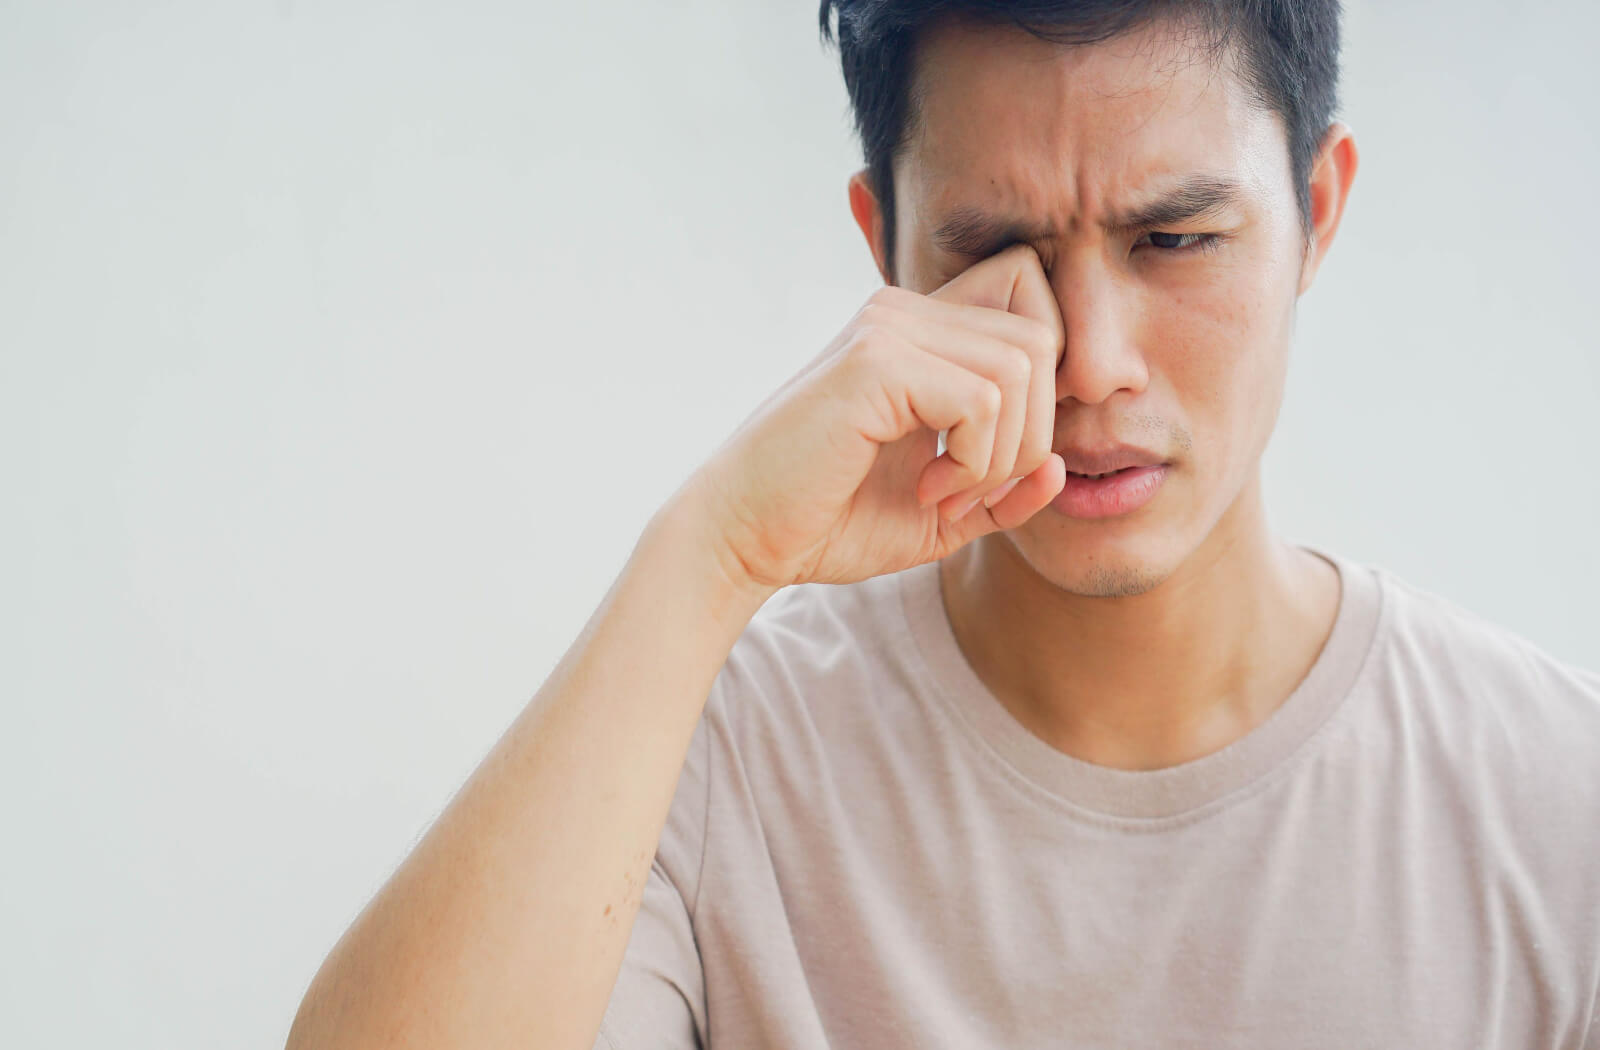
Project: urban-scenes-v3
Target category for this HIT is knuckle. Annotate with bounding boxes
[868,285,910,309]
[855,301,894,329]
[841,327,889,375]
[1029,318,1060,356]
[975,379,1002,419]
[849,322,888,354]
[1000,348,1032,388]
[1017,432,1051,473]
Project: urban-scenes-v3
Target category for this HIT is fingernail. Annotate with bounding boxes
[983,478,1021,508]
[949,495,982,521]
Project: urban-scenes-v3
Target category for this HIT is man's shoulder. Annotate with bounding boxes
[1369,561,1600,709]
[1360,560,1600,807]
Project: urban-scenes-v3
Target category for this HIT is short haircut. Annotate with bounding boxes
[818,0,1344,283]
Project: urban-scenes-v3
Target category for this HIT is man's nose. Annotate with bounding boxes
[1051,259,1150,406]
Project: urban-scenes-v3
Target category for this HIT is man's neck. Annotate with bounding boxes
[937,488,1341,772]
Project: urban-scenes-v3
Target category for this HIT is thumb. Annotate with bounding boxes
[944,453,1066,541]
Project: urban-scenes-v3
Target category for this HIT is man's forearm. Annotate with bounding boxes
[285,492,778,1050]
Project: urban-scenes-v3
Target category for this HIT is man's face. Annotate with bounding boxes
[888,16,1319,597]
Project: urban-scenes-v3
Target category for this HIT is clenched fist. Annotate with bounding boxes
[686,242,1069,590]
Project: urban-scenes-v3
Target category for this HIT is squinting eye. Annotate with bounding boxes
[1143,231,1221,253]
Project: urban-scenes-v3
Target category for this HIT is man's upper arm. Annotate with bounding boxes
[589,694,716,1050]
[590,855,707,1050]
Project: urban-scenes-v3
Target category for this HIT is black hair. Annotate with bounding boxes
[817,0,1343,284]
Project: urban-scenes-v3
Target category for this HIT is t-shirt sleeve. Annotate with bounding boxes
[590,690,716,1050]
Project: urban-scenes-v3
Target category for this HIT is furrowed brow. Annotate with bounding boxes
[1104,174,1248,235]
[928,173,1248,256]
[929,208,1055,258]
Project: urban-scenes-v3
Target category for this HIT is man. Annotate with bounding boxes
[287,2,1600,1048]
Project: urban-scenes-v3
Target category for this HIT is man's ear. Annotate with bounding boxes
[1298,121,1359,296]
[848,168,893,285]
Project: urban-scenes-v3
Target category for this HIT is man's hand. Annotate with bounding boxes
[686,242,1069,590]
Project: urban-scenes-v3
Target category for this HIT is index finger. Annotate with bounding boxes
[929,242,1065,366]
[927,243,1065,473]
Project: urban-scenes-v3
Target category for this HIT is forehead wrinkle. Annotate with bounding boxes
[910,32,1225,204]
[911,14,1227,159]
[902,15,1281,265]
[916,156,1079,251]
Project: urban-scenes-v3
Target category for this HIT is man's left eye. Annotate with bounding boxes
[1144,231,1220,253]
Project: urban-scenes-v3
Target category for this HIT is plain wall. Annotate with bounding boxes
[3,2,1596,1046]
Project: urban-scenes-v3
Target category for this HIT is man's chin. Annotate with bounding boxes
[1004,519,1178,599]
[1053,561,1171,599]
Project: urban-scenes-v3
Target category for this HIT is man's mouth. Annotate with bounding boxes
[1051,462,1170,519]
[1054,442,1168,477]
[1064,466,1141,481]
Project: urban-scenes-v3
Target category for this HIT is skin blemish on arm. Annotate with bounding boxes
[604,846,652,922]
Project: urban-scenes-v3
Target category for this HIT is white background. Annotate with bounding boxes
[4,2,1596,1046]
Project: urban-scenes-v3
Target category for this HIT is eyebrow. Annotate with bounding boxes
[929,173,1249,256]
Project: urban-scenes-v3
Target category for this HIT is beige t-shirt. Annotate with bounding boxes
[592,543,1600,1048]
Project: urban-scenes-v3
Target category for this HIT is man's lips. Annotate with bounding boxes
[1054,443,1168,477]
